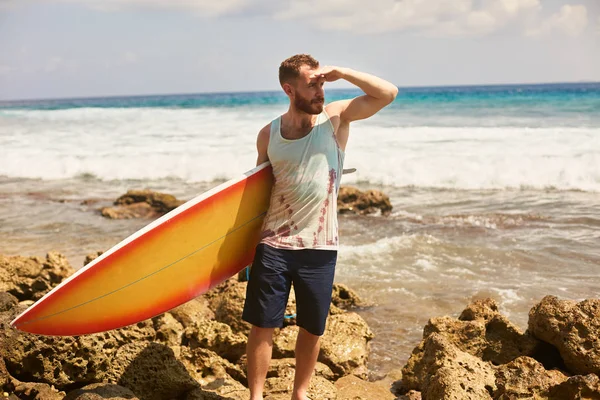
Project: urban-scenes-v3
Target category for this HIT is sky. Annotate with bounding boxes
[0,0,598,100]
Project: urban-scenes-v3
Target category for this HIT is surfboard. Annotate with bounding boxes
[11,162,274,336]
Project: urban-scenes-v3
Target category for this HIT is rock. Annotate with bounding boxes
[11,381,65,400]
[493,356,567,399]
[1,357,13,392]
[207,281,253,335]
[106,342,200,400]
[273,326,299,359]
[115,190,185,212]
[178,346,249,400]
[0,293,18,313]
[101,190,185,219]
[528,296,600,375]
[397,390,422,400]
[331,283,369,310]
[459,298,500,322]
[262,358,337,399]
[547,374,600,399]
[64,383,138,400]
[264,375,336,400]
[338,186,392,215]
[178,346,246,388]
[319,312,374,379]
[375,368,403,397]
[267,358,335,381]
[170,297,215,328]
[101,202,159,219]
[335,375,395,400]
[183,320,247,363]
[153,312,184,347]
[482,314,540,365]
[1,295,156,390]
[83,251,103,266]
[422,316,487,358]
[402,333,496,398]
[422,311,539,366]
[0,252,74,301]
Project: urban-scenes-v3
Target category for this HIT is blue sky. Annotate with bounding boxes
[0,0,598,100]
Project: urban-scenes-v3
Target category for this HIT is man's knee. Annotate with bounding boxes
[250,325,276,339]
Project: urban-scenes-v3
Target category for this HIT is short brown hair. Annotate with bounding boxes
[279,54,319,86]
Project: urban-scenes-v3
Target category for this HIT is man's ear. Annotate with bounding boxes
[282,82,294,97]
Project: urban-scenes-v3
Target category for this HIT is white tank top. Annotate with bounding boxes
[260,110,345,250]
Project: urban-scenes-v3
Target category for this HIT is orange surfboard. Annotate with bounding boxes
[11,162,273,336]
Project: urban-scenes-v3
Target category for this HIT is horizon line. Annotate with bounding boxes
[1,80,598,104]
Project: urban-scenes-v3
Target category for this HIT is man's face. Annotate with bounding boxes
[290,65,325,115]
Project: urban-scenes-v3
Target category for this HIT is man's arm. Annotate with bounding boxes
[256,124,270,166]
[318,67,398,123]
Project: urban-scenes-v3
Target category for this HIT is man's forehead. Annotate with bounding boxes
[298,65,318,80]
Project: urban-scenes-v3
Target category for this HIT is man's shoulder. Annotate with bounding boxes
[325,100,351,118]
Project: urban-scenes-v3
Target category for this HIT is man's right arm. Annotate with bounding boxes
[256,124,270,166]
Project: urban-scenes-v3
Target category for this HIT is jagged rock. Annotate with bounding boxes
[100,190,185,219]
[374,368,403,397]
[398,390,422,400]
[1,357,13,392]
[178,346,246,388]
[319,312,374,379]
[0,292,18,313]
[183,320,247,363]
[207,281,253,335]
[264,374,336,400]
[64,383,138,400]
[528,296,600,375]
[0,252,74,301]
[402,333,497,398]
[1,296,155,390]
[170,297,215,328]
[493,356,567,399]
[11,381,65,400]
[83,251,103,266]
[331,283,369,310]
[548,374,600,399]
[422,312,539,366]
[266,358,335,381]
[459,298,500,322]
[338,186,393,215]
[273,326,298,359]
[423,316,487,357]
[260,356,337,399]
[153,312,184,347]
[335,375,395,399]
[101,202,159,219]
[106,342,199,400]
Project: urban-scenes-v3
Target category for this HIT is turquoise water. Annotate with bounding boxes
[2,82,599,128]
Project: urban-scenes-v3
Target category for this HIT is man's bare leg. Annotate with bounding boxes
[292,327,321,400]
[247,326,275,400]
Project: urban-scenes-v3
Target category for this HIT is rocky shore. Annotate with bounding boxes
[1,190,599,399]
[1,252,599,399]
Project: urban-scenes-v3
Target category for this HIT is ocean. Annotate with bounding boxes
[1,82,599,376]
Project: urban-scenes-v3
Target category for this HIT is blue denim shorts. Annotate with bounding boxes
[242,243,337,336]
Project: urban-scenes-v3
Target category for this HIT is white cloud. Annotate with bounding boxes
[273,0,541,36]
[597,14,600,35]
[62,0,247,17]
[527,4,588,37]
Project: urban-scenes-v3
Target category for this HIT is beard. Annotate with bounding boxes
[294,95,324,115]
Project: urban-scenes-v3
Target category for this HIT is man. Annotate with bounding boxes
[242,54,398,400]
